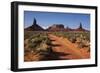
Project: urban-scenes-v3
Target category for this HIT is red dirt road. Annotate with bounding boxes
[48,34,90,60]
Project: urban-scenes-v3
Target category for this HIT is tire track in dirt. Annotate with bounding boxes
[48,34,90,60]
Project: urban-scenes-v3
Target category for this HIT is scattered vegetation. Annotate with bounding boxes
[24,31,54,61]
[52,31,90,49]
[24,31,90,61]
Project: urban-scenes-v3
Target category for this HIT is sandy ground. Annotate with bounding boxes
[48,34,90,60]
[24,33,90,61]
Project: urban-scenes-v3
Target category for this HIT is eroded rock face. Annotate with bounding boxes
[47,24,65,31]
[50,24,64,29]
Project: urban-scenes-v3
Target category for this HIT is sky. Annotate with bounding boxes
[24,11,90,30]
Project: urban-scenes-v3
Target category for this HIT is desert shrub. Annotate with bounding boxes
[25,32,52,53]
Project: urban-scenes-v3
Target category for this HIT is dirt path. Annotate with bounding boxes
[48,34,90,60]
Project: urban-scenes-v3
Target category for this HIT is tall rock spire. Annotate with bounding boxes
[79,22,82,29]
[33,18,37,25]
[74,22,87,31]
[25,18,44,31]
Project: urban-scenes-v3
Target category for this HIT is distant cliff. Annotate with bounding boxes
[25,18,89,32]
[47,24,65,31]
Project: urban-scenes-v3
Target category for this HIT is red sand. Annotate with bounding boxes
[48,34,90,60]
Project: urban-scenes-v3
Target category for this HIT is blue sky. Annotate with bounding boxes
[24,11,90,30]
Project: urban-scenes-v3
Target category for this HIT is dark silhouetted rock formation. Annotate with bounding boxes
[74,23,87,31]
[25,18,89,32]
[25,18,44,31]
